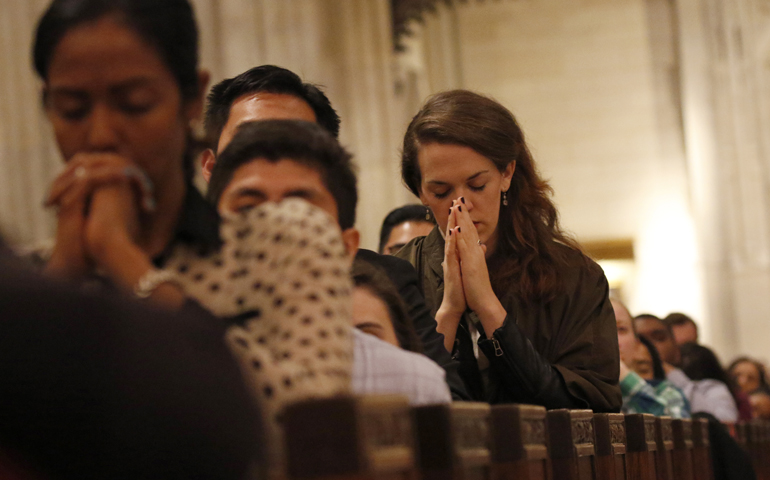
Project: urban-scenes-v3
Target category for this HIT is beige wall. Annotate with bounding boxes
[3,0,770,362]
[443,0,703,329]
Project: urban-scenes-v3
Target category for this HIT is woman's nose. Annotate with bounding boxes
[85,104,120,152]
[457,193,473,212]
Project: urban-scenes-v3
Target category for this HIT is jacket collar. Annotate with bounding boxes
[423,227,446,282]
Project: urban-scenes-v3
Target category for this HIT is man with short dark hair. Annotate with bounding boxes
[664,312,699,345]
[379,204,436,255]
[634,313,682,366]
[210,119,452,405]
[201,65,340,182]
[202,65,468,400]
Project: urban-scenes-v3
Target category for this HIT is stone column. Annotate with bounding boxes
[676,0,770,359]
[193,0,410,250]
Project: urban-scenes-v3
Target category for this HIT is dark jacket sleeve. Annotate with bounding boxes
[355,249,470,400]
[479,258,622,412]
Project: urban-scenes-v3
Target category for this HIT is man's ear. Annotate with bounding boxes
[201,148,216,183]
[340,228,360,263]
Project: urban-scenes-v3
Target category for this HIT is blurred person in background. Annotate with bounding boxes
[664,312,699,345]
[351,258,421,351]
[378,204,436,255]
[676,343,741,422]
[635,314,737,421]
[351,258,451,404]
[613,298,690,418]
[728,357,770,395]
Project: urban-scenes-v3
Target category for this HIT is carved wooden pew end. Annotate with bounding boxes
[284,395,414,480]
[625,413,657,480]
[672,418,695,480]
[594,413,627,480]
[547,409,596,480]
[413,402,491,480]
[490,404,548,480]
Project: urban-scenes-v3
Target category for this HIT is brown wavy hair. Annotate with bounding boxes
[401,90,583,304]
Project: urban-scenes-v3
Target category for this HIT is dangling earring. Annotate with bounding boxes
[425,207,431,221]
[502,191,508,206]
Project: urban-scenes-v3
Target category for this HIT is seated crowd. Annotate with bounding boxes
[1,0,768,478]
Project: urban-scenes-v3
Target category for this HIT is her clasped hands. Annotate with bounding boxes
[44,153,168,296]
[436,197,507,351]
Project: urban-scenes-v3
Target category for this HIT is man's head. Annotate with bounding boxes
[208,119,359,254]
[634,313,681,366]
[378,204,436,255]
[611,298,637,365]
[664,312,699,345]
[201,65,341,181]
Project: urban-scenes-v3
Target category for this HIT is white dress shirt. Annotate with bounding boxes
[352,328,452,405]
[667,368,739,422]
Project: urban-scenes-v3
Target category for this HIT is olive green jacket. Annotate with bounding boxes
[396,228,621,411]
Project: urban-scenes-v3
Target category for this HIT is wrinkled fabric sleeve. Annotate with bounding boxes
[480,259,622,412]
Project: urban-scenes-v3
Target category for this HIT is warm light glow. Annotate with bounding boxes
[631,192,706,339]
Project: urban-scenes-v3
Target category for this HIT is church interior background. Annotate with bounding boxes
[2,0,769,363]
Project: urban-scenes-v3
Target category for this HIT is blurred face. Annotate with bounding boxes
[417,143,514,255]
[216,92,316,154]
[632,342,655,381]
[732,360,763,394]
[612,300,637,364]
[352,286,399,347]
[671,322,698,345]
[382,220,435,255]
[44,16,198,190]
[635,318,681,366]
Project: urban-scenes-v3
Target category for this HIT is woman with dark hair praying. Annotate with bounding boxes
[397,90,621,410]
[33,0,353,473]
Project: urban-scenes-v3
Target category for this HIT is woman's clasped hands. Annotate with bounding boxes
[44,153,156,279]
[436,197,507,350]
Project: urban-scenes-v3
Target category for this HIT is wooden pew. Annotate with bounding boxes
[735,422,748,449]
[748,420,769,480]
[653,416,674,480]
[413,402,491,480]
[594,413,628,480]
[283,395,415,480]
[671,419,694,480]
[624,413,656,480]
[547,409,595,480]
[690,417,713,480]
[490,404,548,480]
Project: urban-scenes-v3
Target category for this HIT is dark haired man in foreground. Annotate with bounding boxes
[202,65,467,400]
[210,119,451,405]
